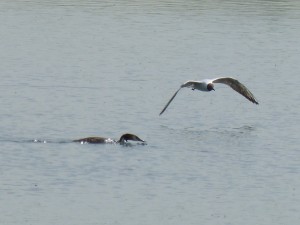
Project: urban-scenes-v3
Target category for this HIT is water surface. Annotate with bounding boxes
[0,1,300,225]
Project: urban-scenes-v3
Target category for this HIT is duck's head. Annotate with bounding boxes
[118,133,145,144]
[207,83,215,91]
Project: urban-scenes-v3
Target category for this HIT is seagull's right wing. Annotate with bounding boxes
[159,81,196,116]
[159,87,182,116]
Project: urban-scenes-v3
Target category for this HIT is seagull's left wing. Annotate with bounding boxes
[212,77,259,104]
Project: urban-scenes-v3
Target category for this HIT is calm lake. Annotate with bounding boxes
[0,0,299,224]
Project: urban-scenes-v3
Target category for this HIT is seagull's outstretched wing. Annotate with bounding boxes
[212,77,259,104]
[159,87,181,116]
[159,81,196,116]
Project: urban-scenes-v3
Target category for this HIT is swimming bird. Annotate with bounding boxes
[73,133,145,144]
[159,77,258,115]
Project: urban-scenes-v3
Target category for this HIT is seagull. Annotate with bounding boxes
[159,77,258,115]
[73,133,145,144]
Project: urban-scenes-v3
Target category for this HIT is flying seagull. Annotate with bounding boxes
[159,77,258,115]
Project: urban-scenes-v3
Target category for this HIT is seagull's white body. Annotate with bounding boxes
[159,77,258,115]
[184,79,211,91]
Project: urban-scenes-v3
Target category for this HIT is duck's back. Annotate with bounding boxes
[73,137,111,144]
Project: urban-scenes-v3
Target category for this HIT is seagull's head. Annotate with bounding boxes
[207,83,215,91]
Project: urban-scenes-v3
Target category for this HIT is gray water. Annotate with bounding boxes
[0,0,300,224]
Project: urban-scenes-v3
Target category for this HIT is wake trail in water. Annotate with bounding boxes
[0,138,147,146]
[0,138,72,144]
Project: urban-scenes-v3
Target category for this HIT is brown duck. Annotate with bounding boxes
[73,133,145,144]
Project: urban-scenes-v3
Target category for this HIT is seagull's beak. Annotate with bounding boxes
[212,88,215,91]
